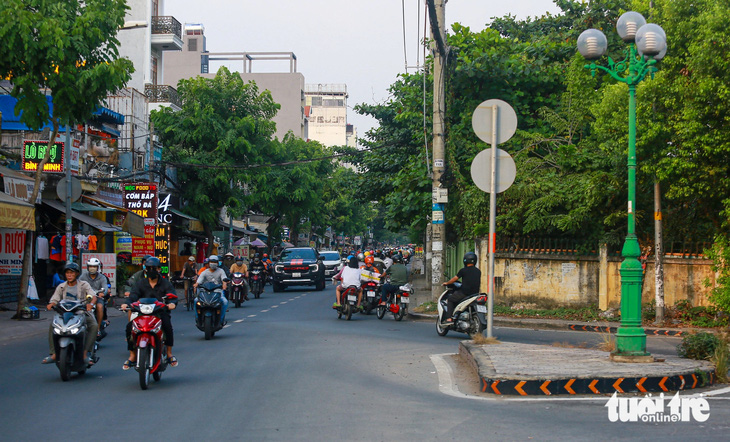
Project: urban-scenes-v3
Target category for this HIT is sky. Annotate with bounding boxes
[164,0,562,139]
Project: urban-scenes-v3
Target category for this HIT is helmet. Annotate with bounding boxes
[357,253,365,261]
[224,252,234,258]
[86,257,101,275]
[142,254,152,263]
[263,253,268,258]
[254,253,260,259]
[393,254,403,263]
[364,251,370,257]
[203,258,209,264]
[64,262,81,273]
[208,255,219,262]
[188,255,195,261]
[364,256,374,265]
[463,252,478,265]
[146,257,162,268]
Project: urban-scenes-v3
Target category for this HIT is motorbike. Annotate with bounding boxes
[50,298,97,381]
[195,281,226,340]
[230,272,248,308]
[181,276,196,311]
[336,285,360,321]
[360,279,380,315]
[249,269,265,299]
[376,282,412,321]
[435,282,487,337]
[128,294,177,390]
[94,285,112,343]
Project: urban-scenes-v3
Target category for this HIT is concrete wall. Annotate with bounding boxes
[473,239,717,309]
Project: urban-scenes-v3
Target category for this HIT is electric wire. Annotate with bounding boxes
[402,0,409,73]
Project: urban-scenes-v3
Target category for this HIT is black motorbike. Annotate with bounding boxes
[51,299,97,381]
[360,280,380,315]
[195,281,226,340]
[436,282,487,337]
[249,268,265,299]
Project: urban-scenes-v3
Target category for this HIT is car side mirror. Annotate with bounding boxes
[317,256,325,261]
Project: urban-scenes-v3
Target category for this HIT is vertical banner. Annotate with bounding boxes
[82,253,117,296]
[0,229,27,275]
[154,223,170,278]
[123,182,158,263]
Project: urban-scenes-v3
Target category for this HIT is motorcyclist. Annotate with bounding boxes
[360,255,381,280]
[41,262,98,365]
[121,257,178,369]
[222,252,236,271]
[197,258,210,276]
[79,257,110,333]
[442,252,481,323]
[380,253,409,306]
[194,254,229,326]
[383,252,394,270]
[332,256,364,310]
[372,253,386,274]
[229,255,250,300]
[249,253,267,276]
[179,255,198,300]
[357,252,366,268]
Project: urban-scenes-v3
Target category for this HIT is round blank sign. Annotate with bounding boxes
[472,99,518,144]
[56,176,82,202]
[470,148,516,194]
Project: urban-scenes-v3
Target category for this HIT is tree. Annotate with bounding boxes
[0,0,134,318]
[152,67,279,245]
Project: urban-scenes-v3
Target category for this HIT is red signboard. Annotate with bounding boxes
[123,183,158,263]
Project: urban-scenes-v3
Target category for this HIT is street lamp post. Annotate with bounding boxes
[577,12,667,359]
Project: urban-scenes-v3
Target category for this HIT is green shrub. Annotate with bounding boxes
[677,332,720,360]
[705,235,730,314]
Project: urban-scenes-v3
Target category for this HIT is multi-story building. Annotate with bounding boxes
[163,23,306,141]
[304,84,350,147]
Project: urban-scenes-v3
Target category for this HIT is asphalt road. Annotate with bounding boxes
[1,283,728,441]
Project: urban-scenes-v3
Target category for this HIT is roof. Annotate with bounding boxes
[42,199,120,232]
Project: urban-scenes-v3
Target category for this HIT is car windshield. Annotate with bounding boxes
[280,249,316,260]
[320,252,340,261]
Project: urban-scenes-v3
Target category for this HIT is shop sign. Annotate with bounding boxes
[82,252,117,296]
[21,141,64,173]
[3,176,43,204]
[114,231,132,254]
[154,223,170,277]
[122,182,158,220]
[232,244,249,260]
[0,229,26,275]
[132,225,155,263]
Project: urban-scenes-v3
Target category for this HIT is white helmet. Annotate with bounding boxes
[86,257,101,274]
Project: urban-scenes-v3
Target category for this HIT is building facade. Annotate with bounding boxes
[304,84,349,147]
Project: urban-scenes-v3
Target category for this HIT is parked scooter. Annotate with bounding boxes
[230,272,247,308]
[249,269,264,299]
[435,282,487,337]
[336,285,360,321]
[376,282,411,321]
[195,281,226,340]
[127,294,177,390]
[50,298,97,381]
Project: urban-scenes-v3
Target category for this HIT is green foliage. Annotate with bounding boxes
[152,67,279,237]
[705,235,730,314]
[0,0,134,128]
[677,332,720,360]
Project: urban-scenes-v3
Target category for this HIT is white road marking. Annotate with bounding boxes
[260,310,269,313]
[223,325,230,329]
[280,301,288,304]
[248,315,256,317]
[271,305,278,309]
[234,319,244,323]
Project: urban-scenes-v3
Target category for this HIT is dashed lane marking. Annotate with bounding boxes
[234,319,244,323]
[271,305,278,309]
[280,301,288,304]
[261,310,269,313]
[248,315,256,318]
[223,325,230,329]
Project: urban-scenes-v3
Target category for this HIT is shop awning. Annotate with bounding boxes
[171,208,199,221]
[218,221,258,236]
[42,199,120,232]
[0,192,35,230]
[71,202,116,212]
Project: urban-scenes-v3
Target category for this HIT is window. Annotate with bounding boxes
[151,0,159,16]
[150,56,158,85]
[311,97,322,106]
[188,37,197,52]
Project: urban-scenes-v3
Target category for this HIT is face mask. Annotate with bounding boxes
[236,261,243,266]
[209,262,218,270]
[88,266,98,275]
[147,268,159,279]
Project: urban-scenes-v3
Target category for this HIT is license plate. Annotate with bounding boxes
[367,290,375,298]
[400,296,409,304]
[347,295,357,302]
[476,305,487,313]
[293,272,301,278]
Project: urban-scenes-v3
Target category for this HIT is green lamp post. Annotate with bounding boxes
[577,12,667,358]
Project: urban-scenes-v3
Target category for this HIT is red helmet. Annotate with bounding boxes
[364,256,374,265]
[263,253,269,258]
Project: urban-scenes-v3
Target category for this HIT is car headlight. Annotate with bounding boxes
[311,264,319,272]
[275,265,284,273]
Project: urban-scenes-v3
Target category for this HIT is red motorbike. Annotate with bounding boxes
[128,294,177,390]
[230,272,247,308]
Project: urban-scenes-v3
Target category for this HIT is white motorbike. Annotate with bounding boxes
[436,282,487,337]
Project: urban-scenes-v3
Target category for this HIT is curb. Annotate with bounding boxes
[409,312,698,337]
[459,341,717,396]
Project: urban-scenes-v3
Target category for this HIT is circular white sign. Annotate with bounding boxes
[56,176,82,202]
[470,148,516,193]
[472,99,518,144]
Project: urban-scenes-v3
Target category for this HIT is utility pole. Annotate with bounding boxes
[428,0,447,300]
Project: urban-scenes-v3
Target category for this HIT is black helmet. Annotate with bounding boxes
[393,254,403,263]
[64,262,81,273]
[463,252,478,265]
[146,257,162,268]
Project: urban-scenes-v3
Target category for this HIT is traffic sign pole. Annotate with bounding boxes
[487,105,498,338]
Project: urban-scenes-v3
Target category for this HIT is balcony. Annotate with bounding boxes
[145,84,182,111]
[150,16,183,51]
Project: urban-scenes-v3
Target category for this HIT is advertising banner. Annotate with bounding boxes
[0,229,26,275]
[3,176,44,204]
[123,183,158,262]
[22,140,64,173]
[82,252,117,296]
[154,223,170,278]
[114,231,132,254]
[131,225,155,263]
